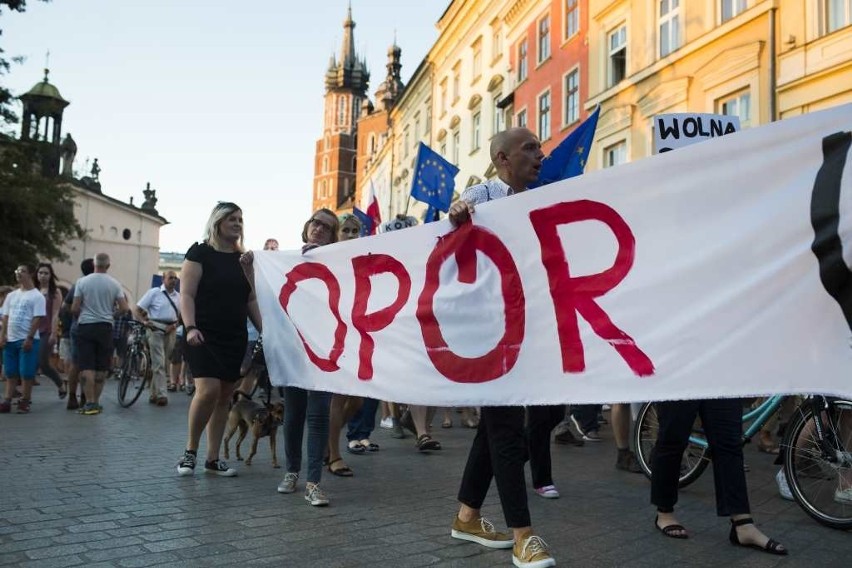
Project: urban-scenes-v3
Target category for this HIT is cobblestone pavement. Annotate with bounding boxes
[0,382,848,567]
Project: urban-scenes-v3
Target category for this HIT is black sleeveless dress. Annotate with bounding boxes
[183,242,250,382]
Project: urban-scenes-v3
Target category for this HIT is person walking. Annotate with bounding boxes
[448,128,555,568]
[176,202,261,477]
[135,270,181,406]
[35,263,67,398]
[70,253,129,415]
[0,264,46,414]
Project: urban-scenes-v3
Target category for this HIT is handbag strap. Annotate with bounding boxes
[161,290,181,324]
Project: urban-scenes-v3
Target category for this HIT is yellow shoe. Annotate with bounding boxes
[513,534,555,568]
[450,515,513,549]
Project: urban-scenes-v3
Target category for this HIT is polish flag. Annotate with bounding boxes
[363,179,382,235]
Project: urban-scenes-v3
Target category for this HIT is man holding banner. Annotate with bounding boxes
[447,128,555,568]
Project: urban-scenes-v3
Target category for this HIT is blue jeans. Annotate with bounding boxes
[283,387,331,484]
[347,398,379,442]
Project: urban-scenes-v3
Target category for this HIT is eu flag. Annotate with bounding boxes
[352,207,373,237]
[410,142,459,212]
[531,105,600,189]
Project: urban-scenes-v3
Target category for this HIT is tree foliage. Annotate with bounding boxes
[0,139,86,283]
[0,1,83,283]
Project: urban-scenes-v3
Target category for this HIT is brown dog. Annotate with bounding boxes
[223,398,285,467]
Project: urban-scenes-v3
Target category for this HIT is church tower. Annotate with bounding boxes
[19,68,70,177]
[313,4,370,214]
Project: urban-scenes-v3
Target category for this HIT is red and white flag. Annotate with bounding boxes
[362,179,382,235]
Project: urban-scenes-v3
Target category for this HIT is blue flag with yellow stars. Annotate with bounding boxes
[352,207,373,237]
[410,142,460,212]
[531,105,600,189]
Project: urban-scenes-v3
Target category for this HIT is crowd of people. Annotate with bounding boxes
[0,127,793,566]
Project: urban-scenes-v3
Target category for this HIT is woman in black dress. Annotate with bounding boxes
[176,202,262,477]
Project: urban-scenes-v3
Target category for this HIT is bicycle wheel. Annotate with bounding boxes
[118,347,150,408]
[783,399,852,530]
[633,402,711,488]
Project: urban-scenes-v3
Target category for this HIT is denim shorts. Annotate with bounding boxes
[2,339,41,380]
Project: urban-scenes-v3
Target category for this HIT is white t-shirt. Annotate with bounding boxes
[74,273,124,325]
[0,288,46,342]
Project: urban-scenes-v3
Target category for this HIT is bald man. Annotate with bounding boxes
[447,128,555,568]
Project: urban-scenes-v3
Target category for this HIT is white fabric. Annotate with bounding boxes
[74,273,124,325]
[0,288,46,342]
[254,104,852,406]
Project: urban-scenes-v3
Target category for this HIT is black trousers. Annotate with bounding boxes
[526,405,565,489]
[651,399,750,516]
[458,406,530,528]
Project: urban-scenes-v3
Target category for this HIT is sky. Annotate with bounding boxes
[3,0,447,252]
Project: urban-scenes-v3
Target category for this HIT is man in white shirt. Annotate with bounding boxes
[71,253,129,415]
[135,271,181,405]
[0,264,46,414]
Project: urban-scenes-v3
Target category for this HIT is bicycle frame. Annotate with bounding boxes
[687,394,786,448]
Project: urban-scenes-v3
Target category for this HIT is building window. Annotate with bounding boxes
[608,25,627,87]
[452,130,460,165]
[565,0,579,39]
[563,69,579,125]
[492,21,503,60]
[337,96,347,125]
[368,134,377,155]
[440,79,448,115]
[538,15,551,63]
[472,111,482,151]
[604,141,627,168]
[426,106,432,133]
[440,141,447,157]
[517,109,527,129]
[659,0,681,57]
[538,91,551,141]
[493,93,505,134]
[825,0,852,32]
[414,116,421,142]
[718,89,751,128]
[721,0,747,22]
[322,156,329,174]
[472,37,483,81]
[517,39,528,82]
[452,63,461,102]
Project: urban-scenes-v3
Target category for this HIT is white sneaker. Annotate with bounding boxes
[534,485,560,499]
[277,472,299,494]
[305,483,329,506]
[835,487,852,504]
[776,469,794,501]
[379,416,393,429]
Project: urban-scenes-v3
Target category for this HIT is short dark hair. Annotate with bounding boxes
[81,258,95,275]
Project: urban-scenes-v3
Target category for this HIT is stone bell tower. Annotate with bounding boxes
[19,68,70,177]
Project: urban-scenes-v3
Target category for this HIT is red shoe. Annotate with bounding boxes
[0,400,11,413]
[16,399,31,413]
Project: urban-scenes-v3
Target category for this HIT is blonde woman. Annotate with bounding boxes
[176,202,262,477]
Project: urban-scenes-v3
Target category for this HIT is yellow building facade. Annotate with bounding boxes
[585,0,851,169]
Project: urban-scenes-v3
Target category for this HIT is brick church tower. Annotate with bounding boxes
[312,4,370,214]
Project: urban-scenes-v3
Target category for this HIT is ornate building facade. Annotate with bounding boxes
[17,70,167,301]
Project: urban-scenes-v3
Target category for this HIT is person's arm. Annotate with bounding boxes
[116,294,130,316]
[0,314,8,348]
[71,295,82,317]
[50,289,61,341]
[448,200,476,227]
[180,259,204,345]
[22,315,42,353]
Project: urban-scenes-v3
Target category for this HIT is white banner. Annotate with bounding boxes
[255,104,852,406]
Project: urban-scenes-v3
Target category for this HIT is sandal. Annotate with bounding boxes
[167,383,177,392]
[654,514,688,539]
[58,381,68,400]
[756,440,780,455]
[359,439,380,452]
[441,417,453,428]
[415,434,442,452]
[327,458,354,477]
[729,517,787,555]
[346,441,366,455]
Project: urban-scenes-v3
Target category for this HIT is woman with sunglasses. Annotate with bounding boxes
[176,202,262,477]
[36,263,67,398]
[275,208,340,506]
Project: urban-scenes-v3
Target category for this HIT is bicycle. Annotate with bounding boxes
[116,320,152,407]
[782,395,852,530]
[633,395,787,488]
